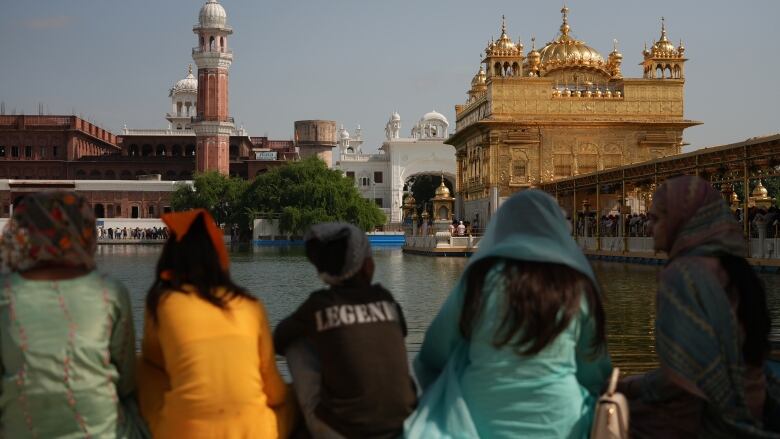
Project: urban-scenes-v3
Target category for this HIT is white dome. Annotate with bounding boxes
[422,110,449,126]
[199,0,227,28]
[391,111,401,121]
[172,68,197,94]
[339,126,350,140]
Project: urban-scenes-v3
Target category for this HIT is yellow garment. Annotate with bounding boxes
[138,287,294,438]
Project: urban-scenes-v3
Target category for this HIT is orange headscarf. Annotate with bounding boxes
[161,209,230,271]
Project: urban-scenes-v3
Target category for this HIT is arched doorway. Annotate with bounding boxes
[94,203,105,218]
[403,174,455,223]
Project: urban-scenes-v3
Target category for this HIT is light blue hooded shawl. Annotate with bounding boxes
[405,190,612,439]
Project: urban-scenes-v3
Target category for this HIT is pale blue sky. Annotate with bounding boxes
[0,1,777,153]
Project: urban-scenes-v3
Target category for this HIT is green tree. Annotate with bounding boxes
[240,157,385,235]
[170,171,248,225]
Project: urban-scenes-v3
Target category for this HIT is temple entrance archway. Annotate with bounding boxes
[401,172,455,224]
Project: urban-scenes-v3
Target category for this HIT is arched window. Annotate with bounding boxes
[171,145,182,156]
[186,144,196,156]
[104,170,116,180]
[553,153,572,177]
[511,62,520,77]
[156,145,166,156]
[494,62,502,77]
[229,144,239,158]
[129,145,139,156]
[220,36,225,50]
[94,204,105,218]
[511,149,528,183]
[602,144,623,169]
[656,65,663,79]
[438,206,449,221]
[148,205,156,217]
[209,36,215,50]
[200,36,204,49]
[142,144,153,157]
[76,169,87,179]
[577,143,599,174]
[120,170,132,180]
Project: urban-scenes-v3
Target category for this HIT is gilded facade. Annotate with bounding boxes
[448,8,700,222]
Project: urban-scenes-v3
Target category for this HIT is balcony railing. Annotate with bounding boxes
[192,47,233,56]
[190,116,235,124]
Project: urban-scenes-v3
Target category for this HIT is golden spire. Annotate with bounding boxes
[531,36,536,51]
[560,5,571,37]
[660,16,668,41]
[501,14,507,36]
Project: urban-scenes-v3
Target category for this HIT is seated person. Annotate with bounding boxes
[274,223,417,439]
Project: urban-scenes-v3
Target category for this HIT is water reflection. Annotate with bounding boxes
[95,245,780,375]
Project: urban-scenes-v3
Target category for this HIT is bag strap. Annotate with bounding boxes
[606,367,620,396]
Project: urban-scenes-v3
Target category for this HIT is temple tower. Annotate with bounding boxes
[642,17,687,80]
[483,16,524,79]
[192,0,234,174]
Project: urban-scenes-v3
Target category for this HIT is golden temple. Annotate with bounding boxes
[448,7,700,221]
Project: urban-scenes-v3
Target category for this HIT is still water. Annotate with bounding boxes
[95,245,780,375]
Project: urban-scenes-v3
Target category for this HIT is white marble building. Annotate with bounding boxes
[335,111,456,223]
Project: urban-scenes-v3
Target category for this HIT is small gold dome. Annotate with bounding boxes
[434,178,451,198]
[730,191,739,204]
[404,194,416,206]
[650,18,679,57]
[486,16,520,56]
[609,39,622,60]
[527,37,541,61]
[471,65,487,86]
[752,180,769,198]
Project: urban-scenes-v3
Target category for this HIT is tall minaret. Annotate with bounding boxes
[192,0,233,174]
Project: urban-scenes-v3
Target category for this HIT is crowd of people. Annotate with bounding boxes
[0,178,778,438]
[98,226,169,241]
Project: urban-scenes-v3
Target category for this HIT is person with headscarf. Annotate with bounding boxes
[405,190,611,438]
[0,192,148,438]
[273,223,417,439]
[618,175,780,437]
[137,209,294,438]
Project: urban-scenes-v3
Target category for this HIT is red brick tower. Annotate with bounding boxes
[192,0,233,175]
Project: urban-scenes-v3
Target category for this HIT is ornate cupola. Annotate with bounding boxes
[642,17,687,80]
[483,16,524,78]
[607,39,623,79]
[526,37,542,76]
[192,0,234,175]
[467,64,487,101]
[167,65,198,130]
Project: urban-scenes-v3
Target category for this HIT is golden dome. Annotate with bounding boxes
[485,16,521,56]
[527,37,541,61]
[649,18,680,58]
[752,180,769,199]
[538,6,607,74]
[404,194,416,206]
[609,39,623,60]
[434,177,451,198]
[471,65,487,87]
[730,191,739,204]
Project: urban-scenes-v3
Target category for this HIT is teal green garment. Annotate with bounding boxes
[0,271,148,438]
[405,190,612,439]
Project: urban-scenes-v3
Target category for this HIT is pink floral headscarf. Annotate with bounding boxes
[1,192,97,272]
[650,175,744,259]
